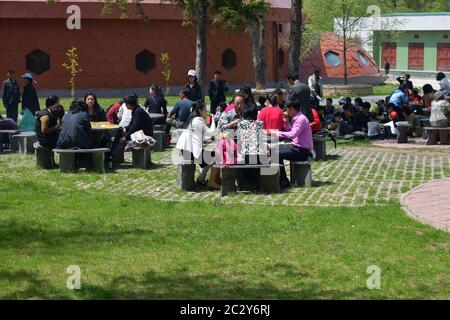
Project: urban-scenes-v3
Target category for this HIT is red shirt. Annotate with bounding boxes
[106,102,122,124]
[310,108,322,133]
[257,105,284,130]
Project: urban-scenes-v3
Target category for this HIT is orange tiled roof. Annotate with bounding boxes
[299,32,382,80]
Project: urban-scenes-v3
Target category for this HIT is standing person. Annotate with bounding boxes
[21,73,40,115]
[308,68,323,101]
[35,104,65,149]
[183,69,203,102]
[287,81,313,123]
[84,93,106,122]
[396,74,413,91]
[208,71,228,114]
[287,73,301,86]
[144,85,168,125]
[384,59,390,75]
[436,72,450,92]
[2,70,21,123]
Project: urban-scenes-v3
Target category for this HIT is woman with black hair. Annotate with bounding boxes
[36,104,65,149]
[57,100,94,149]
[176,100,218,187]
[84,93,106,122]
[144,85,168,125]
[436,72,450,92]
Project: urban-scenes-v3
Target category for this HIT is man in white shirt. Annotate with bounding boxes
[308,68,324,102]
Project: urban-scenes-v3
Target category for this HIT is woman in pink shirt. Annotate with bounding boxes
[258,95,284,130]
[270,100,313,188]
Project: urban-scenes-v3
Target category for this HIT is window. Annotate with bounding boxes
[222,49,237,71]
[414,34,420,39]
[26,49,50,75]
[278,24,283,33]
[357,51,369,66]
[324,51,341,67]
[135,50,155,74]
[444,34,449,39]
[278,48,285,68]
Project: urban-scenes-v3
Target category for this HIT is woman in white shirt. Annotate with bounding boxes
[176,101,218,187]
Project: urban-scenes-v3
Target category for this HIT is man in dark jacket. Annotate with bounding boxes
[287,82,313,122]
[2,70,21,122]
[124,95,154,140]
[208,71,228,114]
[57,100,94,149]
[397,74,413,91]
[21,73,40,115]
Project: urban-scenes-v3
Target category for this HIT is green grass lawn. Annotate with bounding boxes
[0,168,448,299]
[372,83,397,97]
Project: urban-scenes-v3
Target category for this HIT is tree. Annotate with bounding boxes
[287,0,303,77]
[213,0,270,89]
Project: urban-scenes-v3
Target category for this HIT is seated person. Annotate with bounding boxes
[218,93,245,132]
[343,105,358,132]
[430,90,450,128]
[57,100,94,149]
[269,100,313,189]
[327,112,348,137]
[0,115,19,150]
[354,97,364,111]
[257,95,269,111]
[354,102,371,133]
[402,105,421,137]
[35,104,65,149]
[367,112,383,140]
[310,105,323,134]
[176,101,218,188]
[106,100,123,125]
[273,88,285,110]
[113,94,154,154]
[165,89,193,134]
[237,103,267,165]
[422,84,436,110]
[45,95,60,109]
[84,93,106,122]
[144,85,168,125]
[389,88,409,110]
[257,95,284,131]
[408,88,422,105]
[323,98,335,124]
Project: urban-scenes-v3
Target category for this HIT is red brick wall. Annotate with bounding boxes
[0,18,287,89]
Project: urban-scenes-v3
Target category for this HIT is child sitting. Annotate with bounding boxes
[367,112,383,140]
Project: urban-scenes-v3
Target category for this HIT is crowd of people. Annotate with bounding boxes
[2,66,450,189]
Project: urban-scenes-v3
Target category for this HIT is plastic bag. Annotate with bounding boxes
[130,130,156,147]
[18,108,36,132]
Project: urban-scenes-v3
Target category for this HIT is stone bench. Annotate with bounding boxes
[178,160,196,192]
[396,122,412,144]
[289,160,312,188]
[34,142,54,169]
[214,164,281,197]
[423,127,450,145]
[53,148,110,173]
[132,146,152,169]
[152,130,165,152]
[11,131,36,154]
[313,136,329,161]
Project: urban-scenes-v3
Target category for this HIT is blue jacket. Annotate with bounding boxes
[389,90,408,107]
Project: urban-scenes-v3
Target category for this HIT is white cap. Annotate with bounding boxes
[187,69,196,77]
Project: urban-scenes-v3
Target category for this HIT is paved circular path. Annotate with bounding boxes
[401,178,450,232]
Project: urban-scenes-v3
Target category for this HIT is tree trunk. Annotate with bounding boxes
[287,0,302,77]
[343,32,348,85]
[251,21,266,90]
[195,0,208,91]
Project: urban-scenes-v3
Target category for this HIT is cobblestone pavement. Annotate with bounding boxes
[401,178,450,232]
[2,146,450,208]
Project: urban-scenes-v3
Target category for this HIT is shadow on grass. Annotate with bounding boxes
[0,266,377,300]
